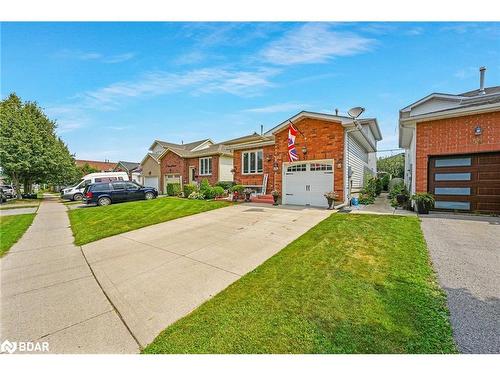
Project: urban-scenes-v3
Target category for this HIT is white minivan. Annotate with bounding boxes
[60,172,129,201]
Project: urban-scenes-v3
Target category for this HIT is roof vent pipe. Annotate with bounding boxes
[479,66,486,94]
[260,124,263,135]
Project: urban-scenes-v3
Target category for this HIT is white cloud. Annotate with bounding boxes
[261,23,374,65]
[54,49,135,64]
[79,67,279,109]
[244,102,307,114]
[454,67,477,80]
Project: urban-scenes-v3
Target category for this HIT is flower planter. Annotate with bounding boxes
[272,195,279,205]
[326,198,335,210]
[396,194,408,205]
[416,201,430,214]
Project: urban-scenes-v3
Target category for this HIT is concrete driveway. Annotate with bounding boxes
[420,213,500,353]
[82,203,331,347]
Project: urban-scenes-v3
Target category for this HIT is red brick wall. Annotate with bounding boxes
[415,111,500,192]
[233,117,345,200]
[185,156,220,185]
[233,145,275,191]
[160,152,221,189]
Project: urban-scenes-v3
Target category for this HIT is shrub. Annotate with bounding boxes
[230,184,245,194]
[215,181,235,191]
[202,187,217,199]
[166,183,181,196]
[188,191,205,200]
[358,193,375,205]
[389,183,410,208]
[412,192,435,210]
[183,183,197,198]
[380,174,390,191]
[199,178,211,192]
[388,177,404,192]
[213,186,225,197]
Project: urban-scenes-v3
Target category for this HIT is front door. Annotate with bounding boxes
[189,167,196,184]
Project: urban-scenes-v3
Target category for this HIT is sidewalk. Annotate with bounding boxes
[0,195,139,354]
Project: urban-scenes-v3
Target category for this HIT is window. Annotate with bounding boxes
[434,201,470,210]
[95,177,118,183]
[310,163,333,171]
[435,157,471,167]
[435,173,471,181]
[112,182,127,190]
[126,182,140,190]
[199,157,212,175]
[287,164,307,172]
[435,187,471,195]
[91,183,111,192]
[242,150,263,174]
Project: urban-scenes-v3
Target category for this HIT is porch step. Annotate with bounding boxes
[250,194,274,204]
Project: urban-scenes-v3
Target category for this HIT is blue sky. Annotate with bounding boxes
[2,22,499,162]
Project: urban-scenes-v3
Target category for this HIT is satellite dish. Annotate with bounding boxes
[347,107,365,119]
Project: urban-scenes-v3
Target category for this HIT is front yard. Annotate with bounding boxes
[0,213,36,257]
[68,197,232,245]
[144,214,456,354]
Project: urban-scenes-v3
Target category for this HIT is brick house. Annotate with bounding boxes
[399,67,500,214]
[141,139,233,194]
[226,111,381,207]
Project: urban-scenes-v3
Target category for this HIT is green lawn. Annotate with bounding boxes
[144,214,456,354]
[0,198,41,210]
[68,197,232,245]
[0,213,36,257]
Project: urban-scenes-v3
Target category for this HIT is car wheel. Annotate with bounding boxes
[73,193,83,201]
[97,197,112,206]
[145,192,155,200]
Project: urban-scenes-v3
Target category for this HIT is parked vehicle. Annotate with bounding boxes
[83,181,158,206]
[0,188,7,203]
[60,172,129,201]
[0,185,16,198]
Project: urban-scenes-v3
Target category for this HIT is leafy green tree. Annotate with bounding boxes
[377,153,405,178]
[0,93,79,195]
[77,163,100,178]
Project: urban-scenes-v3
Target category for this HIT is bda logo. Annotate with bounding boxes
[1,339,17,354]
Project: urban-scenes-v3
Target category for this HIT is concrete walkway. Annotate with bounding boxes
[349,192,415,216]
[82,203,331,347]
[420,213,500,353]
[0,195,139,353]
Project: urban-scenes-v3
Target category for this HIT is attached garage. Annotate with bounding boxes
[282,160,334,207]
[143,176,160,191]
[164,174,182,194]
[428,152,500,214]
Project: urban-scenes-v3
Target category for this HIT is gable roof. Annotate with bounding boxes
[399,85,500,148]
[75,159,116,172]
[149,138,213,152]
[116,161,140,172]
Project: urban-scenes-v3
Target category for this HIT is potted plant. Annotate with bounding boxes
[243,188,253,202]
[412,192,435,214]
[324,191,339,210]
[271,190,280,205]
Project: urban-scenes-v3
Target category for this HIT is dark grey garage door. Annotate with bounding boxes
[428,152,500,214]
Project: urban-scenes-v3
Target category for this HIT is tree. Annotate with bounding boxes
[377,153,405,178]
[77,163,100,178]
[0,93,79,195]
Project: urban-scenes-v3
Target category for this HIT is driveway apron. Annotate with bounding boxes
[420,214,500,353]
[81,203,331,347]
[0,195,139,353]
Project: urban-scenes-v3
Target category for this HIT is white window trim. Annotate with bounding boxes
[199,157,212,176]
[242,149,264,175]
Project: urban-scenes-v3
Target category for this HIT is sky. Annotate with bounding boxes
[1,22,500,162]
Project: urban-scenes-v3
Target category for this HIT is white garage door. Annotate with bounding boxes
[283,161,334,207]
[143,176,159,190]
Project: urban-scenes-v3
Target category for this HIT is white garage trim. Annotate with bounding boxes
[143,176,160,191]
[282,159,334,207]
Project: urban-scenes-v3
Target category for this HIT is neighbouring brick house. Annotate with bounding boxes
[225,111,381,207]
[399,67,500,214]
[141,139,233,194]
